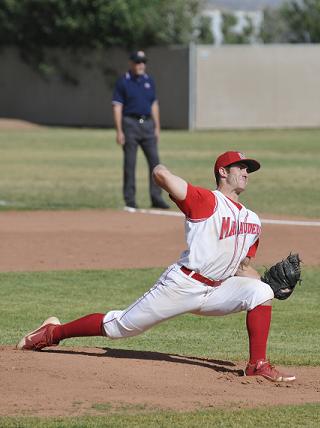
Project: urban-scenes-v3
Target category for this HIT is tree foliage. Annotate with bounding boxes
[0,0,212,51]
[0,0,212,80]
[221,12,255,44]
[261,0,320,43]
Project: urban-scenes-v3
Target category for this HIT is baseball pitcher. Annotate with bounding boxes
[17,151,301,382]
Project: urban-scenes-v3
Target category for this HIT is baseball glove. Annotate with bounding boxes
[261,253,302,300]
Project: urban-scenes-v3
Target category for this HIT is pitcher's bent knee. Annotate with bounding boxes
[102,310,145,339]
[246,279,274,310]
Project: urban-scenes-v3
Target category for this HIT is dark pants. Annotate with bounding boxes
[122,116,163,206]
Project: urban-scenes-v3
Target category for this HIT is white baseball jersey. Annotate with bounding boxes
[103,183,273,340]
[172,184,261,280]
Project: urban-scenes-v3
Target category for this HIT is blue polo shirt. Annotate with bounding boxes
[112,71,157,116]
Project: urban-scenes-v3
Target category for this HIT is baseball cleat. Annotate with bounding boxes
[124,206,137,213]
[17,316,61,351]
[245,359,296,382]
[124,202,139,212]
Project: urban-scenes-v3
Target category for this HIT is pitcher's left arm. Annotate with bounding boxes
[235,257,260,280]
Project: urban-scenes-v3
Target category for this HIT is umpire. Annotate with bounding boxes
[112,50,169,210]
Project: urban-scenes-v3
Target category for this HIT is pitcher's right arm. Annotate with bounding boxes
[152,165,187,201]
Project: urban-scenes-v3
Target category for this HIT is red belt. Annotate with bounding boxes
[180,266,222,287]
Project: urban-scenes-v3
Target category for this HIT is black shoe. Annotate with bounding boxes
[151,200,170,209]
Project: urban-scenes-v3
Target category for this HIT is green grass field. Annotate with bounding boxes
[1,403,319,428]
[0,127,319,216]
[0,127,319,426]
[1,267,319,365]
[0,267,319,426]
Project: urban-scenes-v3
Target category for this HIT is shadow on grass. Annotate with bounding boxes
[44,346,244,376]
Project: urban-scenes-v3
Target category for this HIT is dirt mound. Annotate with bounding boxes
[0,118,43,130]
[1,346,319,417]
[0,209,319,417]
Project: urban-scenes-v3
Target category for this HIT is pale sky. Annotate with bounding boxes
[205,0,287,11]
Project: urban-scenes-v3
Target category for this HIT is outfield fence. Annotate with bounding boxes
[1,44,320,129]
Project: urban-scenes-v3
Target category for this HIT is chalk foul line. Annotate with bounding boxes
[123,207,320,227]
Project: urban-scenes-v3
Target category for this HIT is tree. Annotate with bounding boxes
[260,7,291,43]
[0,0,213,80]
[0,0,212,50]
[282,0,320,42]
[221,12,255,44]
[261,0,320,43]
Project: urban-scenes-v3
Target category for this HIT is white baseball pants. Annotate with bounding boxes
[103,263,274,339]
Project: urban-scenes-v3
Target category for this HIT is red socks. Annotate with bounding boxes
[52,313,105,343]
[246,305,272,364]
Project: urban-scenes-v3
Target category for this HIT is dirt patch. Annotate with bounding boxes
[1,346,319,417]
[0,209,319,416]
[0,209,318,272]
[0,118,43,130]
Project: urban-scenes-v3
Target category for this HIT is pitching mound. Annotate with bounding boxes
[1,346,319,417]
[0,209,319,417]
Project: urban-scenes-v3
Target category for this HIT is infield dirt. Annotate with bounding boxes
[0,209,319,272]
[0,209,319,416]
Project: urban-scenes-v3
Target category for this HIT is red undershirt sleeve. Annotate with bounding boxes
[170,183,216,220]
[246,239,259,258]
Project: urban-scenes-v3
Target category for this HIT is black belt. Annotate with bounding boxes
[125,114,151,121]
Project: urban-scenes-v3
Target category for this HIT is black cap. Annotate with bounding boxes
[129,50,147,63]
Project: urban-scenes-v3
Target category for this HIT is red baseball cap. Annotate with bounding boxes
[214,151,260,174]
